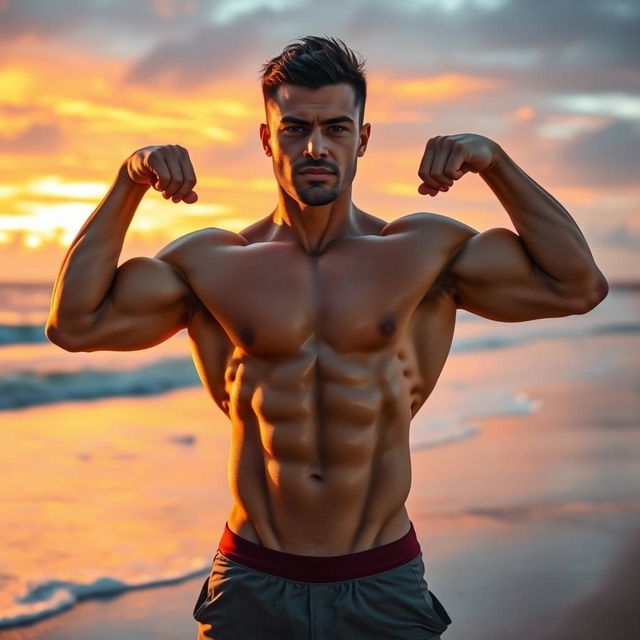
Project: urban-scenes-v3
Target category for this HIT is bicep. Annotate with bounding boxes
[446,227,583,321]
[79,256,193,351]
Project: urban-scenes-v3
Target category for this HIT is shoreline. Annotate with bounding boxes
[1,346,639,639]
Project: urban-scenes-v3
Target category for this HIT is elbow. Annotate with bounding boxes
[45,322,86,352]
[574,274,609,315]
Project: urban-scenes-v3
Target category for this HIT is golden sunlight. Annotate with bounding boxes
[387,74,499,102]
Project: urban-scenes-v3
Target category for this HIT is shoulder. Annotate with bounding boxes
[154,227,247,268]
[134,228,245,307]
[381,212,479,258]
[154,226,247,272]
[380,213,481,300]
[381,211,474,237]
[156,227,247,257]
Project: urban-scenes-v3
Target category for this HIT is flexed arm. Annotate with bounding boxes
[46,145,199,351]
[417,134,609,320]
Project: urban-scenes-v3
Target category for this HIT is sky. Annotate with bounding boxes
[0,0,638,282]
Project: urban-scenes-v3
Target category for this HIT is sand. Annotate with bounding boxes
[2,339,638,640]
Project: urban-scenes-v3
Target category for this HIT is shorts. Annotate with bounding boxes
[193,521,452,639]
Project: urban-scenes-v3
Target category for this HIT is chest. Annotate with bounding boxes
[189,238,439,356]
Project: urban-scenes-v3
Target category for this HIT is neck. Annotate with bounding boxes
[271,186,361,255]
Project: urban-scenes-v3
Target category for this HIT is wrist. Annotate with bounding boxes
[480,142,508,176]
[115,166,151,192]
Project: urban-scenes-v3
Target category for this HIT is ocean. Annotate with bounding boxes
[0,281,638,628]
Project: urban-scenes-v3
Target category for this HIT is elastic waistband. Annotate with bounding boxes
[218,522,421,583]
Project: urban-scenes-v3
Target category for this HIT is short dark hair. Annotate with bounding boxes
[260,36,367,123]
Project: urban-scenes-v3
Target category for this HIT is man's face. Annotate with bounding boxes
[260,83,370,207]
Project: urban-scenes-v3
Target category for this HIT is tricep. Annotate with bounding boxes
[49,257,194,352]
[446,228,589,322]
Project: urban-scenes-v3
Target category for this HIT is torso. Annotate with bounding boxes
[174,211,469,555]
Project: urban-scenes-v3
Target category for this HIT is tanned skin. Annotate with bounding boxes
[47,82,608,555]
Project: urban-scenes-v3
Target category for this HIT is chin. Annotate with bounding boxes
[299,192,339,206]
[295,184,342,207]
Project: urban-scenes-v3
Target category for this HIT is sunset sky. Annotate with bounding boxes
[1,0,638,282]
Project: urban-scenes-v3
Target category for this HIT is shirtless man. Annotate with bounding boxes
[47,37,608,639]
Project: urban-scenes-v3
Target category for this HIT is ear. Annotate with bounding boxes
[259,123,272,157]
[357,123,371,157]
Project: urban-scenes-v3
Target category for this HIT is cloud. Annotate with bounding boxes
[0,0,212,40]
[123,14,274,88]
[3,0,637,97]
[559,119,640,185]
[110,0,640,104]
[592,220,640,251]
[548,93,640,121]
[0,123,63,153]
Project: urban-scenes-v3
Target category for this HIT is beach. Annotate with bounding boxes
[2,1,638,636]
[0,284,638,639]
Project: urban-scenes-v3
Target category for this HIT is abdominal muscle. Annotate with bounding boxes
[224,344,416,556]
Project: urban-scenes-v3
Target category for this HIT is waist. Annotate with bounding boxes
[217,520,421,583]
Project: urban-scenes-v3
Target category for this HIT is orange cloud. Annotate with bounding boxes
[0,33,636,285]
[378,74,500,103]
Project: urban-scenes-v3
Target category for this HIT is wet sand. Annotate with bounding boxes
[407,367,640,640]
[2,339,639,640]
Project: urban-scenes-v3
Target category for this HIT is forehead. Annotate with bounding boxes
[266,83,358,121]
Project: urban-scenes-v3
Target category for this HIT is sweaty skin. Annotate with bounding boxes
[46,82,607,558]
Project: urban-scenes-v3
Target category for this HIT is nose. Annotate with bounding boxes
[303,130,328,159]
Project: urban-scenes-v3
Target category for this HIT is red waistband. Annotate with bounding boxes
[217,522,421,583]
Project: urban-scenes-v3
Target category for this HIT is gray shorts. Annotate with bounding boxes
[193,524,451,639]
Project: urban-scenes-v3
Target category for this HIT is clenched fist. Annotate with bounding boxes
[418,133,500,196]
[118,144,198,204]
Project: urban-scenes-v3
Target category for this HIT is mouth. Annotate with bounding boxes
[298,168,335,176]
[298,168,336,183]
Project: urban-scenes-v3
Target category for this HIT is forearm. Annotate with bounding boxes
[480,145,607,291]
[47,171,149,335]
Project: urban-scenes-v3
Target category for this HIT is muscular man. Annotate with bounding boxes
[47,37,608,639]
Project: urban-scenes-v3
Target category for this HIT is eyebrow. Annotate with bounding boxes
[280,115,355,126]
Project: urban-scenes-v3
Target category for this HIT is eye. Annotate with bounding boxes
[283,126,304,133]
[328,125,348,133]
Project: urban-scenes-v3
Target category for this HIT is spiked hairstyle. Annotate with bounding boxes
[260,36,367,123]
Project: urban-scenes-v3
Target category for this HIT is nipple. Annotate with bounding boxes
[378,313,396,337]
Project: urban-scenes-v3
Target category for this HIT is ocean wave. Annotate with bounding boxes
[0,357,199,410]
[2,319,639,411]
[410,388,540,450]
[0,323,47,345]
[451,320,640,354]
[0,563,209,629]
